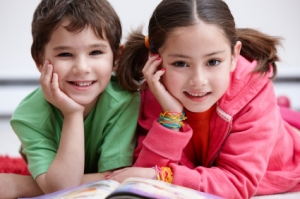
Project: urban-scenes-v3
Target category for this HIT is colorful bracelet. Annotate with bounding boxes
[158,111,187,129]
[153,165,173,183]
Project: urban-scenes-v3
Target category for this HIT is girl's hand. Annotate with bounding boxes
[142,55,183,113]
[40,61,84,116]
[107,167,155,183]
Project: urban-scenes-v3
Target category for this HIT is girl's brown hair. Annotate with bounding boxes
[116,0,281,92]
[31,0,122,66]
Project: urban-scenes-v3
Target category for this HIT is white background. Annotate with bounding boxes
[1,0,300,79]
[0,0,299,114]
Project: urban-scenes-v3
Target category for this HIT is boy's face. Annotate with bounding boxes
[40,20,114,109]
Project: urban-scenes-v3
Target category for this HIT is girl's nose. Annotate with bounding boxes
[189,68,208,87]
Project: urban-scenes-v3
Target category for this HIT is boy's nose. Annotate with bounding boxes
[72,58,91,74]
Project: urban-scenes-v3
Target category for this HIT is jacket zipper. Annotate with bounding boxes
[207,124,232,167]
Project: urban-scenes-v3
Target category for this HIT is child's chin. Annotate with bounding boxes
[72,96,98,106]
[184,105,210,113]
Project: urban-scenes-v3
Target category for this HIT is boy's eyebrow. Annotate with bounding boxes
[52,43,109,51]
[89,43,109,49]
[52,46,71,51]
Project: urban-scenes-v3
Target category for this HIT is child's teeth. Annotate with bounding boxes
[187,92,207,97]
[74,81,92,87]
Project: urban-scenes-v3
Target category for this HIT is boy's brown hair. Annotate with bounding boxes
[31,0,122,66]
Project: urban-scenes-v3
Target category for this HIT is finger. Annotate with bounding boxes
[44,63,53,85]
[51,73,63,101]
[142,54,160,75]
[151,68,166,83]
[109,168,128,178]
[143,56,163,81]
[40,62,54,100]
[39,61,49,85]
[147,68,166,93]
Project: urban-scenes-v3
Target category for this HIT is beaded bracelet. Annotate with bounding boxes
[153,165,173,183]
[158,111,187,129]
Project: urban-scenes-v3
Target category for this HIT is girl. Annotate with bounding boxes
[109,0,300,198]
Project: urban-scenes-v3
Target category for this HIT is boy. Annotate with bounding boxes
[0,0,140,197]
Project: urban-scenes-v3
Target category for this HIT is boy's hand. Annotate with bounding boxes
[142,55,183,113]
[107,167,155,183]
[40,61,85,116]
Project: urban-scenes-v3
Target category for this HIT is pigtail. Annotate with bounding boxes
[116,27,149,91]
[237,28,282,79]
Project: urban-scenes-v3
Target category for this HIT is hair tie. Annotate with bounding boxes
[144,36,150,49]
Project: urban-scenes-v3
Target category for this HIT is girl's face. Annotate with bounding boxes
[158,22,241,113]
[40,20,115,112]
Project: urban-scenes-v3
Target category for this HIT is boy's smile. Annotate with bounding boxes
[41,20,114,113]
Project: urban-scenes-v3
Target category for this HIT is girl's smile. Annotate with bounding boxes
[184,91,211,102]
[159,21,241,113]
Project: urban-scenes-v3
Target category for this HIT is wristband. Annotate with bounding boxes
[153,165,173,183]
[158,111,187,129]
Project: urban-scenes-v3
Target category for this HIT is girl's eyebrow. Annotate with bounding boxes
[204,50,226,57]
[168,54,190,58]
[168,50,226,59]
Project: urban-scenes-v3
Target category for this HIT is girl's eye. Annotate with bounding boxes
[173,61,188,67]
[207,59,220,66]
[90,50,102,55]
[58,53,72,57]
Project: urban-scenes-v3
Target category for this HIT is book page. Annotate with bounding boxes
[107,177,224,199]
[19,180,120,199]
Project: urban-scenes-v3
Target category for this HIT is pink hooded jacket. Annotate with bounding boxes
[134,56,300,198]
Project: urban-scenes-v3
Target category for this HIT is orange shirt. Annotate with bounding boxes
[184,104,216,166]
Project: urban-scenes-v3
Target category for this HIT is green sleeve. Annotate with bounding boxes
[10,121,57,179]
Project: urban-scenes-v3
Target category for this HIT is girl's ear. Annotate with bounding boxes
[230,41,242,72]
[113,44,124,71]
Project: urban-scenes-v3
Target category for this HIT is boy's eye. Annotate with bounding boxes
[58,53,72,57]
[207,59,220,66]
[90,50,102,55]
[172,61,188,67]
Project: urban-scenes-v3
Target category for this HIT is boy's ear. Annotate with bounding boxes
[37,62,43,73]
[113,44,124,71]
[230,41,242,72]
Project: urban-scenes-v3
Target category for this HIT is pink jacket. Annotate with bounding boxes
[134,56,300,198]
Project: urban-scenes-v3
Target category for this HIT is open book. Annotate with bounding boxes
[20,177,224,199]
